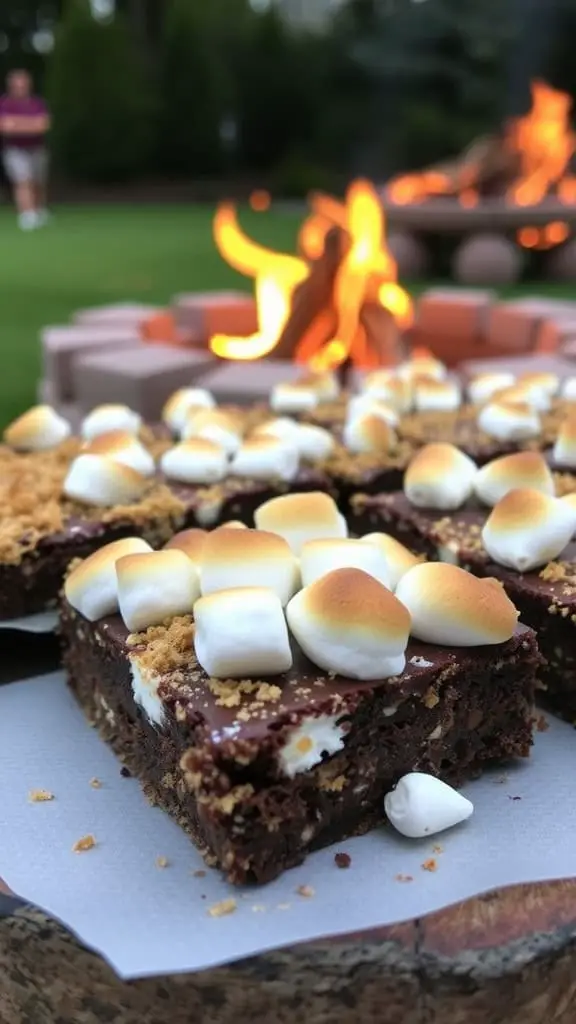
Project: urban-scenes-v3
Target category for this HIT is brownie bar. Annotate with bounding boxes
[60,603,538,884]
[397,406,562,464]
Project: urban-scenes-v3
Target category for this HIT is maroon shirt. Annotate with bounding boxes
[0,95,48,149]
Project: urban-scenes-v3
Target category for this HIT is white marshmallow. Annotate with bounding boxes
[384,773,474,838]
[473,451,555,507]
[362,373,412,413]
[160,439,228,484]
[499,383,551,412]
[164,528,207,566]
[300,538,392,589]
[397,355,447,382]
[468,372,516,406]
[297,370,340,401]
[518,371,560,397]
[286,568,410,680]
[553,414,576,468]
[481,489,576,571]
[230,436,299,481]
[182,409,242,455]
[404,443,477,510]
[414,379,461,412]
[254,416,334,459]
[278,714,347,777]
[347,394,399,427]
[395,562,519,645]
[81,404,142,441]
[343,414,396,454]
[116,549,200,632]
[200,527,300,605]
[561,376,576,401]
[253,416,300,443]
[3,405,71,451]
[270,382,319,413]
[162,387,215,433]
[194,587,292,678]
[360,533,422,590]
[477,400,541,441]
[255,491,347,555]
[64,537,153,621]
[63,454,147,506]
[129,655,165,727]
[83,430,155,477]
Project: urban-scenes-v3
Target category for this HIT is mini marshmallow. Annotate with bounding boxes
[83,430,155,477]
[414,379,461,412]
[182,409,242,455]
[300,537,392,589]
[397,354,446,382]
[360,533,422,590]
[518,370,560,397]
[200,527,300,605]
[404,443,477,510]
[286,568,410,680]
[253,416,300,443]
[160,439,227,485]
[498,383,550,412]
[64,537,152,621]
[384,772,474,838]
[219,519,248,529]
[254,418,334,461]
[561,376,576,401]
[347,394,399,427]
[473,451,555,507]
[63,454,147,506]
[343,414,396,455]
[468,372,516,406]
[362,373,412,413]
[81,404,142,441]
[229,436,299,482]
[255,491,347,555]
[553,413,576,468]
[116,549,200,632]
[164,528,207,566]
[194,587,292,678]
[296,371,339,401]
[270,382,319,413]
[4,405,71,451]
[477,400,541,441]
[162,387,215,433]
[396,562,518,645]
[481,488,576,571]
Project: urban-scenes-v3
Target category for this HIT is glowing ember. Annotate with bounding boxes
[210,180,413,369]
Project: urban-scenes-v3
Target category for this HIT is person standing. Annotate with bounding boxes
[0,69,51,230]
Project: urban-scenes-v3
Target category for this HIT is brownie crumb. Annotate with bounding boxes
[334,852,351,869]
[208,898,237,918]
[296,884,315,898]
[535,713,550,733]
[72,834,97,853]
[120,766,132,778]
[193,869,206,878]
[508,795,522,801]
[155,856,169,869]
[28,789,54,803]
[422,858,438,872]
[395,873,414,883]
[127,616,195,676]
[89,778,103,789]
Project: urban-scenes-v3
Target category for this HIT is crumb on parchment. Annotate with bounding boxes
[192,869,206,878]
[296,884,315,898]
[422,858,437,872]
[277,902,291,911]
[28,789,54,802]
[207,898,237,918]
[155,856,169,869]
[432,844,444,855]
[89,778,102,789]
[334,852,351,869]
[395,874,413,883]
[72,834,97,853]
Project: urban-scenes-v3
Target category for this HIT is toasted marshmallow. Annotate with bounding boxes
[83,430,155,477]
[404,443,477,510]
[219,519,247,529]
[160,438,227,484]
[200,528,299,605]
[254,418,334,461]
[164,528,207,566]
[255,491,347,555]
[414,379,461,412]
[384,773,473,838]
[478,400,541,441]
[396,562,518,645]
[362,373,412,413]
[553,413,576,468]
[347,395,399,427]
[230,436,299,481]
[560,492,576,515]
[468,372,516,406]
[253,416,300,442]
[343,414,396,454]
[518,370,559,397]
[182,409,242,455]
[300,537,391,589]
[482,488,576,571]
[473,451,555,507]
[270,382,319,413]
[194,587,292,677]
[397,354,447,382]
[116,549,200,632]
[287,568,410,680]
[162,387,215,433]
[360,533,422,590]
[64,537,152,621]
[498,383,550,412]
[561,376,576,401]
[296,370,339,401]
[81,404,142,441]
[63,454,147,506]
[4,405,71,452]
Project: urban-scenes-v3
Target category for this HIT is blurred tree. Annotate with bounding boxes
[47,0,154,180]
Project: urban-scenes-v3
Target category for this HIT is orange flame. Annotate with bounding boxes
[507,81,575,206]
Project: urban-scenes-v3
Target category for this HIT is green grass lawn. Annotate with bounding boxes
[0,201,574,429]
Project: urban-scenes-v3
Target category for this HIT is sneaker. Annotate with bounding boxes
[35,209,51,227]
[18,211,38,231]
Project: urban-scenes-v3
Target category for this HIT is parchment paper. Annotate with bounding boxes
[1,672,575,981]
[0,610,58,633]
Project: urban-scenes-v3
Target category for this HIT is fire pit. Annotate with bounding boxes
[383,81,576,285]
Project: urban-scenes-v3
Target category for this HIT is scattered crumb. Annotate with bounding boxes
[277,902,291,911]
[494,774,509,785]
[252,904,266,913]
[155,856,169,869]
[508,795,522,801]
[296,884,315,898]
[395,873,414,883]
[72,834,97,853]
[28,789,54,803]
[207,898,237,918]
[432,844,444,855]
[120,766,132,778]
[334,852,352,869]
[89,778,102,789]
[535,713,550,733]
[193,869,206,878]
[422,858,438,873]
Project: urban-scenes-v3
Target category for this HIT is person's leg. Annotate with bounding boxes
[31,149,50,224]
[2,149,37,228]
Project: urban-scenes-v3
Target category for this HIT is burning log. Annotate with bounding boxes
[273,227,344,360]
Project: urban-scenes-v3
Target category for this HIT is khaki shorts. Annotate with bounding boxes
[3,147,48,184]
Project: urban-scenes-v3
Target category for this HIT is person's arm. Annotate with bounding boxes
[1,113,49,134]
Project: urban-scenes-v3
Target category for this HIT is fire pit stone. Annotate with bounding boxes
[72,302,162,328]
[387,230,429,280]
[485,298,566,353]
[171,291,258,344]
[546,239,576,282]
[452,234,523,287]
[41,324,144,403]
[192,358,303,406]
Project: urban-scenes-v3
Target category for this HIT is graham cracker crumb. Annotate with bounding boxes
[193,869,206,878]
[207,898,237,918]
[89,778,102,789]
[395,873,413,883]
[72,834,97,853]
[207,677,282,709]
[296,884,315,898]
[422,686,440,709]
[422,858,438,872]
[28,789,54,803]
[155,856,169,869]
[128,616,195,676]
[432,844,444,854]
